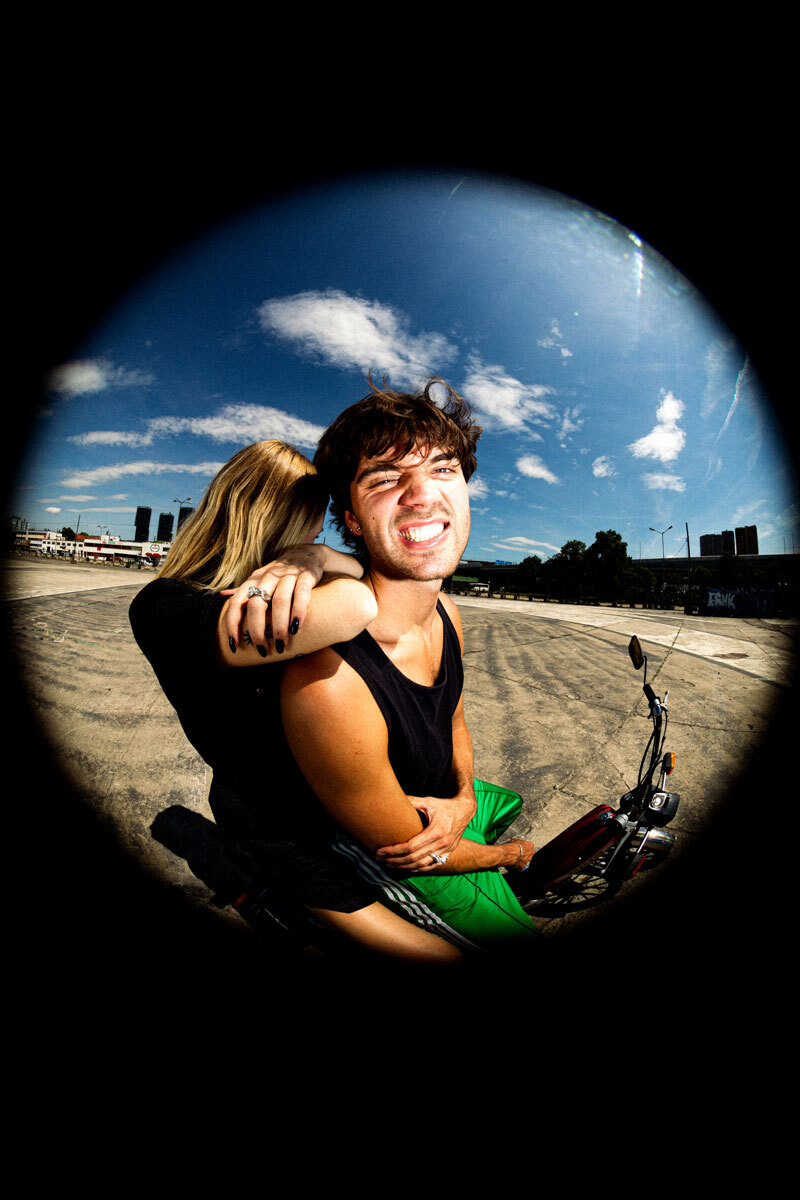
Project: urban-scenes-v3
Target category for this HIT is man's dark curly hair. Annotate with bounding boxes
[314,375,483,557]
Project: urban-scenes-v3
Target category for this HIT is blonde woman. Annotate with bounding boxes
[129,440,461,964]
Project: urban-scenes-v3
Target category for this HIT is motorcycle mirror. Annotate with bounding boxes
[628,636,644,671]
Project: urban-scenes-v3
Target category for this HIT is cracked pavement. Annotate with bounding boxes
[6,556,797,975]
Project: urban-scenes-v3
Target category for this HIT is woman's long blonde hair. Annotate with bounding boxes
[158,440,328,590]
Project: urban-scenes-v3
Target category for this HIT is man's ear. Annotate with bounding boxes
[345,511,363,536]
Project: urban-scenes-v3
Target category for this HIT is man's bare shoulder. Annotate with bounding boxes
[281,646,371,708]
[438,591,464,646]
[438,591,458,620]
[280,645,388,755]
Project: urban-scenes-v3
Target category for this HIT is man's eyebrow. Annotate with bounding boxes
[355,462,395,485]
[355,451,458,486]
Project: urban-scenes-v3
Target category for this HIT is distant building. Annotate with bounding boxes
[700,533,722,556]
[135,506,152,542]
[700,529,737,556]
[735,525,759,555]
[14,528,169,565]
[177,506,195,531]
[157,512,174,541]
[18,529,69,554]
[703,525,759,556]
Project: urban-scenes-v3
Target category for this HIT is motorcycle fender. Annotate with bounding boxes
[525,805,618,889]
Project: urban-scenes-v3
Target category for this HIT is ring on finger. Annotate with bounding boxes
[430,852,450,865]
[247,586,271,602]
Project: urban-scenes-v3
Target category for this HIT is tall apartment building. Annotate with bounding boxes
[156,512,174,541]
[177,506,195,531]
[700,533,720,555]
[134,506,152,542]
[735,525,759,555]
[700,525,758,556]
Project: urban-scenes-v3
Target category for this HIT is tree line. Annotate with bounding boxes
[499,530,792,610]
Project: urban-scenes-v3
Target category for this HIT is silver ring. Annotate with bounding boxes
[430,852,450,865]
[247,586,270,602]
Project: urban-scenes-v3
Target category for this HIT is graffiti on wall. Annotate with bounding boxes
[704,588,775,617]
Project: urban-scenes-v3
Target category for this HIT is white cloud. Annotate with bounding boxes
[592,455,617,478]
[462,357,556,434]
[69,403,326,453]
[493,535,561,553]
[715,356,751,442]
[628,390,686,464]
[47,359,155,397]
[258,290,457,389]
[44,506,61,514]
[516,454,560,484]
[69,430,155,447]
[731,498,769,524]
[642,472,686,492]
[776,503,799,531]
[703,452,723,483]
[55,494,97,502]
[537,318,573,360]
[148,404,326,449]
[701,337,736,419]
[468,476,490,499]
[559,407,583,438]
[59,461,225,488]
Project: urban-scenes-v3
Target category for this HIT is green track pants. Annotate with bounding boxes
[394,779,539,951]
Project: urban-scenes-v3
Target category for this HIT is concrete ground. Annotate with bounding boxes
[5,554,797,986]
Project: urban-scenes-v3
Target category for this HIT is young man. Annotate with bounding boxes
[280,377,539,953]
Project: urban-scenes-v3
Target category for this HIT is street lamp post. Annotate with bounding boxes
[173,497,192,541]
[649,524,673,559]
[650,524,672,603]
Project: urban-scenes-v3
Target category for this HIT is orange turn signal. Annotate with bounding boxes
[663,751,676,776]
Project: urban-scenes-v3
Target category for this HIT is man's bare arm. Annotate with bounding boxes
[281,650,526,875]
[280,649,424,850]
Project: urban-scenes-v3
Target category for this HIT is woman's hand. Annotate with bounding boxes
[223,544,328,650]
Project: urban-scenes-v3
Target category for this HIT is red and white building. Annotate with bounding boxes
[14,530,171,565]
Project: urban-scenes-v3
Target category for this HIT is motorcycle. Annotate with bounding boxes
[513,634,680,909]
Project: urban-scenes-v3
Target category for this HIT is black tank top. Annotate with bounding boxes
[331,598,463,799]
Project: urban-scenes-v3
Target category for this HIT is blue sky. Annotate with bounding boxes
[16,170,798,561]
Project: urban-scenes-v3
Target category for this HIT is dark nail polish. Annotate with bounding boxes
[290,618,300,636]
[276,639,285,654]
[257,645,267,658]
[229,637,236,654]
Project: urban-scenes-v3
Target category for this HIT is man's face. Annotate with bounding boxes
[345,444,470,582]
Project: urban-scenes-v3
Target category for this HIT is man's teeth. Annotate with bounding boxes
[400,523,445,543]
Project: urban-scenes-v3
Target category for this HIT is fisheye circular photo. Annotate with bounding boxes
[9,166,797,991]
